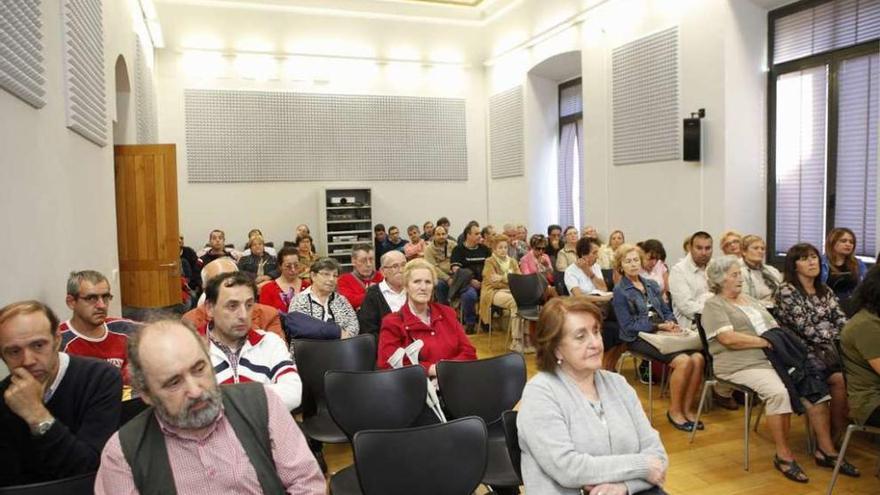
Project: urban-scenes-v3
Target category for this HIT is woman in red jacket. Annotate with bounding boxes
[378,259,477,376]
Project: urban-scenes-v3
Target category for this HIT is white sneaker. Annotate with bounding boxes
[509,339,524,353]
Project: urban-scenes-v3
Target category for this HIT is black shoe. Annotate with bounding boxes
[465,323,476,334]
[667,411,694,432]
[814,448,860,477]
[774,455,809,483]
[712,392,739,410]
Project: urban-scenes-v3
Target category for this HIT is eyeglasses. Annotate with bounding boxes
[77,293,114,305]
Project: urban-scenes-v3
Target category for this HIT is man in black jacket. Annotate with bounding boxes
[0,300,122,486]
[358,250,408,337]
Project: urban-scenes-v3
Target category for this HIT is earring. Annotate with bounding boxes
[557,358,563,365]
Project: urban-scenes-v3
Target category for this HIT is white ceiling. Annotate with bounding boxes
[529,50,581,82]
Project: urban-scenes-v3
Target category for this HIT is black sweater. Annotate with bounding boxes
[357,284,393,337]
[0,355,122,486]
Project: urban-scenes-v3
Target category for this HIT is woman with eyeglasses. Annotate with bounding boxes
[288,258,359,339]
[259,246,310,313]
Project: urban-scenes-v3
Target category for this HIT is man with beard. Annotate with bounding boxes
[95,320,325,494]
[200,272,301,411]
[357,251,407,337]
[0,300,122,486]
[59,270,139,382]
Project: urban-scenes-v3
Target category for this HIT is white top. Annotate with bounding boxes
[378,280,407,312]
[669,254,713,329]
[45,352,71,402]
[300,287,332,322]
[563,262,604,295]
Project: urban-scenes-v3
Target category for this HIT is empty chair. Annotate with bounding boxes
[507,273,544,323]
[437,353,526,492]
[352,417,488,495]
[292,334,377,469]
[501,410,522,484]
[0,472,96,495]
[324,366,430,494]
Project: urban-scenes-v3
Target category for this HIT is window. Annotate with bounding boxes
[558,78,583,228]
[769,0,879,259]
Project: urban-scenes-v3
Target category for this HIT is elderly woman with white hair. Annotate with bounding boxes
[701,255,858,483]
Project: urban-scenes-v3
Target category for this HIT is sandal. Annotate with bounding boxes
[814,448,861,477]
[774,455,809,483]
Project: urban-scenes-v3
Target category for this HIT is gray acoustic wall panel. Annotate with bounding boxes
[62,0,107,146]
[135,35,158,144]
[0,0,46,108]
[612,26,680,165]
[184,89,468,183]
[489,85,524,179]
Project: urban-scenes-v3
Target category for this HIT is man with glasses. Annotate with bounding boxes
[336,243,383,311]
[357,251,407,337]
[59,271,138,382]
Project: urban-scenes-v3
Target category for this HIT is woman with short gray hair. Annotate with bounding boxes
[702,255,855,483]
[288,258,359,339]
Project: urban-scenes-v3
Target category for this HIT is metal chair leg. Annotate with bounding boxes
[827,425,856,495]
[690,380,714,443]
[647,359,653,425]
[744,392,751,471]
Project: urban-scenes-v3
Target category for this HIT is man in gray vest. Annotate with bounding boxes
[94,320,325,494]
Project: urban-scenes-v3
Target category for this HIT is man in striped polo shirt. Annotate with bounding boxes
[60,270,138,383]
[200,271,302,411]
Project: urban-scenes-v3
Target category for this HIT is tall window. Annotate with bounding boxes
[769,0,879,260]
[559,78,583,228]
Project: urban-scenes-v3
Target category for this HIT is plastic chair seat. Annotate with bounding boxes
[483,433,521,487]
[329,465,361,495]
[301,411,347,444]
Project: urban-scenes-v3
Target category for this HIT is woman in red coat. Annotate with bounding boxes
[378,259,477,376]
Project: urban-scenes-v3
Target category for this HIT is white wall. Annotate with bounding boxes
[485,0,768,255]
[155,2,489,248]
[0,0,153,319]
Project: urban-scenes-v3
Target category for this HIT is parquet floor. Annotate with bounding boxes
[324,331,880,494]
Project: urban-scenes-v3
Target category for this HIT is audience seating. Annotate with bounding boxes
[437,353,526,491]
[507,273,544,324]
[615,348,669,425]
[0,472,96,495]
[500,410,522,484]
[352,417,488,495]
[292,334,377,465]
[827,339,880,495]
[324,366,430,495]
[689,314,762,470]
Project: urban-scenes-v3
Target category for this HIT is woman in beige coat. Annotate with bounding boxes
[480,234,528,353]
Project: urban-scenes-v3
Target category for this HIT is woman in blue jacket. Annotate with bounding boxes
[612,244,705,432]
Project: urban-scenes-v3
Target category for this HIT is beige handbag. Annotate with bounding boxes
[638,329,703,354]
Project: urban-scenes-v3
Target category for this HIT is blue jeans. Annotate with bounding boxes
[460,286,479,324]
[435,280,450,305]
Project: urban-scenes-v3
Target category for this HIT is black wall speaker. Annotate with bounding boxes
[683,117,701,161]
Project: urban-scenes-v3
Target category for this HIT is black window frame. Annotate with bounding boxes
[766,0,879,263]
[558,77,583,127]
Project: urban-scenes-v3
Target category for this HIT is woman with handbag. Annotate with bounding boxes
[611,244,704,432]
[775,243,850,442]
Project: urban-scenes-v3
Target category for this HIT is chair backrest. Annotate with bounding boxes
[352,417,488,495]
[693,314,715,379]
[437,353,526,425]
[119,397,148,428]
[508,273,544,309]
[0,472,96,495]
[325,366,428,439]
[501,410,522,483]
[293,334,376,417]
[554,272,570,296]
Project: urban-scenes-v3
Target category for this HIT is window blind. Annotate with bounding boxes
[834,53,878,256]
[774,66,829,254]
[774,0,880,65]
[559,82,582,118]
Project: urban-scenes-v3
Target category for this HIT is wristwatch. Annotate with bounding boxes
[31,418,56,437]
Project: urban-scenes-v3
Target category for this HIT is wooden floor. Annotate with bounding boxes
[324,331,880,494]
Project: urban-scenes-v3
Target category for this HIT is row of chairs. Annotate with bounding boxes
[292,334,527,494]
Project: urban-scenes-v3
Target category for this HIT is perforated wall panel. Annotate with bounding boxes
[489,86,524,179]
[612,27,680,166]
[0,0,46,108]
[62,0,106,146]
[135,35,158,144]
[184,89,468,183]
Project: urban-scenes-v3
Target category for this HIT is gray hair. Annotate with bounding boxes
[380,250,406,268]
[706,255,743,293]
[66,270,108,297]
[310,257,341,275]
[127,318,205,395]
[200,257,238,288]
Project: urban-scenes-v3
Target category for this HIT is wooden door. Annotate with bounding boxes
[114,144,180,308]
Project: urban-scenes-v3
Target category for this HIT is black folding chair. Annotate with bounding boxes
[352,417,488,495]
[437,353,526,491]
[0,472,96,495]
[501,410,522,484]
[324,366,429,494]
[292,334,377,470]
